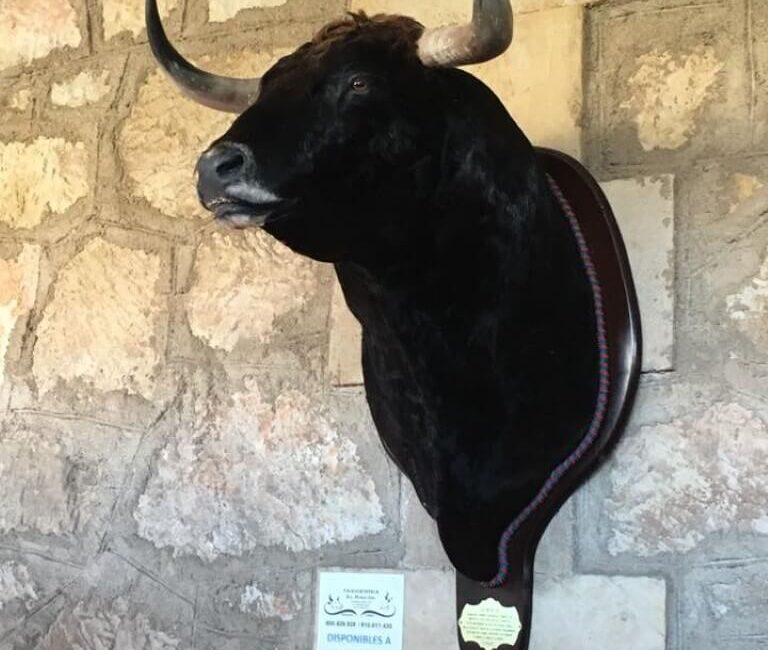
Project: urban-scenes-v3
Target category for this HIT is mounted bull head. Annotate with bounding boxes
[146,0,582,580]
[147,2,640,648]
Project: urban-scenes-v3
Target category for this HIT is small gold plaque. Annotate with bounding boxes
[458,598,522,650]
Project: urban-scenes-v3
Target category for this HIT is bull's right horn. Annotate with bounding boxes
[418,0,514,68]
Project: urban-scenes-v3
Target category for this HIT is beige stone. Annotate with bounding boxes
[51,70,111,107]
[601,176,675,372]
[515,0,591,10]
[0,423,138,536]
[533,502,574,577]
[0,137,89,229]
[350,1,584,157]
[239,582,302,620]
[351,0,590,18]
[472,6,584,158]
[134,379,385,559]
[119,49,289,219]
[33,239,164,399]
[0,246,40,390]
[607,402,768,556]
[530,575,666,650]
[208,0,288,23]
[400,480,451,570]
[328,280,363,386]
[0,562,38,611]
[622,46,724,152]
[730,173,764,212]
[186,230,320,351]
[35,599,180,650]
[404,570,457,649]
[350,0,467,25]
[0,0,81,70]
[102,0,179,40]
[8,89,33,111]
[726,247,768,348]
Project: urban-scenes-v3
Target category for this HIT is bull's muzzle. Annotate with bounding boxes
[196,142,283,227]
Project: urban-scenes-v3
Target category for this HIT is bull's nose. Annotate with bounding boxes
[197,142,254,204]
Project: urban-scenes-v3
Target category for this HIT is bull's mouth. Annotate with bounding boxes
[206,198,287,228]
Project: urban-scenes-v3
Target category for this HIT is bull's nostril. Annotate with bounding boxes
[216,152,245,177]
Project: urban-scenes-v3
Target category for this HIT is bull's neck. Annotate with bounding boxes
[353,170,542,296]
[337,167,547,322]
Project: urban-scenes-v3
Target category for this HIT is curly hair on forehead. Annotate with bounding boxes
[308,11,426,58]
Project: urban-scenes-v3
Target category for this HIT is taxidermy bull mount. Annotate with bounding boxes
[147,0,641,648]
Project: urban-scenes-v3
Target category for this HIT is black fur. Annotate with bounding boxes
[205,14,599,581]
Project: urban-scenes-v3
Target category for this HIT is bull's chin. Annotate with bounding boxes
[218,212,269,228]
[207,199,283,228]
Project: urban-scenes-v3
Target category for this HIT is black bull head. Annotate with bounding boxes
[147,0,639,600]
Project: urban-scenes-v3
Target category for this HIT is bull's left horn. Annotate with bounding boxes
[418,0,513,68]
[146,0,261,113]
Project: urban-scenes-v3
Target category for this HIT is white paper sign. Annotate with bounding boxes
[316,571,405,650]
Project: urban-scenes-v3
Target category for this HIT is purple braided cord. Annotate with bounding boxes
[484,174,611,588]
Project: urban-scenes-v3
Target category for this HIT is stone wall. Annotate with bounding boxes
[0,0,765,648]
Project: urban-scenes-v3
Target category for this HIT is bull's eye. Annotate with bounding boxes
[350,77,370,94]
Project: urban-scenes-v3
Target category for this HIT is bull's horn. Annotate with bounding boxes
[145,0,261,113]
[418,0,513,67]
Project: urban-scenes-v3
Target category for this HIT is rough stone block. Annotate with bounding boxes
[751,3,768,149]
[533,500,574,578]
[350,1,584,157]
[102,0,180,40]
[33,599,182,650]
[400,480,451,570]
[472,6,584,158]
[118,49,290,221]
[577,379,768,562]
[33,238,166,399]
[683,559,768,650]
[184,565,312,645]
[0,416,142,545]
[350,0,592,17]
[0,137,90,229]
[328,280,364,387]
[7,88,33,111]
[2,552,197,650]
[609,399,768,557]
[404,569,457,649]
[0,562,38,612]
[529,575,666,650]
[0,0,81,71]
[238,581,303,620]
[208,0,288,23]
[726,248,768,350]
[349,0,467,26]
[185,230,321,353]
[674,157,768,381]
[587,0,750,165]
[50,69,112,107]
[681,166,768,358]
[134,377,387,560]
[0,550,85,645]
[601,175,675,372]
[515,0,591,10]
[0,245,40,392]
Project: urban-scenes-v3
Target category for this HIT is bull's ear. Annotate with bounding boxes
[418,0,513,68]
[145,0,262,113]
